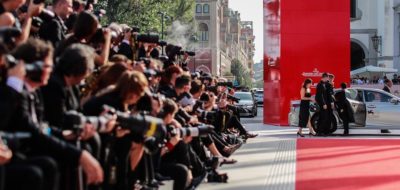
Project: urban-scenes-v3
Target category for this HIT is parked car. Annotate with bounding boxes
[288,87,400,131]
[234,91,258,117]
[254,90,264,105]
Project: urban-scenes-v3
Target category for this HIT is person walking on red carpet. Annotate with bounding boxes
[297,78,317,137]
[315,73,333,136]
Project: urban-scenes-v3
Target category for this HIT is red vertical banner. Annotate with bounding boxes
[263,0,350,126]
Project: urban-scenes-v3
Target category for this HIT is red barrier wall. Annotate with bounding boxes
[263,0,350,125]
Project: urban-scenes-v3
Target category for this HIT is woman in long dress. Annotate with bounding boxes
[297,78,317,137]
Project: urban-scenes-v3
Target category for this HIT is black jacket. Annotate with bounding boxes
[40,73,81,129]
[335,90,355,123]
[0,84,81,166]
[39,15,67,48]
[117,42,133,60]
[316,81,330,107]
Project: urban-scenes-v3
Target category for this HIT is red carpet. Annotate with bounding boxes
[296,139,400,190]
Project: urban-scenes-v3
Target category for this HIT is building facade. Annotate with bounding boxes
[351,0,400,73]
[193,0,255,76]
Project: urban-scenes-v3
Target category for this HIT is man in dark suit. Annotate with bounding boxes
[39,0,73,48]
[383,79,392,94]
[335,83,355,136]
[0,39,103,189]
[315,73,333,136]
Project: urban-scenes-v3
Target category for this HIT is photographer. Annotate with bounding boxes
[0,38,103,189]
[0,0,43,45]
[82,71,149,189]
[39,0,73,48]
[158,98,193,190]
[55,11,111,66]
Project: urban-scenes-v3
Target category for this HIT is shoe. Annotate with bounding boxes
[297,132,305,137]
[309,132,316,137]
[222,146,236,157]
[220,158,238,166]
[381,129,391,134]
[245,133,258,138]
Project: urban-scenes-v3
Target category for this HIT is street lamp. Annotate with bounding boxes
[158,12,170,40]
[371,33,382,56]
[189,35,198,72]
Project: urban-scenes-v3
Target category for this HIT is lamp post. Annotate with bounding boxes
[371,33,382,56]
[158,12,170,40]
[189,35,198,72]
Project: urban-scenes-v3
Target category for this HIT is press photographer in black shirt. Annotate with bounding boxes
[0,38,103,189]
[39,0,73,48]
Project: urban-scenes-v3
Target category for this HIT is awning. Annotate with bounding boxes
[351,65,398,77]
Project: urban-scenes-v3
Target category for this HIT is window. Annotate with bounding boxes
[351,0,356,18]
[364,91,392,102]
[203,4,210,13]
[345,89,363,102]
[196,4,202,13]
[198,23,209,41]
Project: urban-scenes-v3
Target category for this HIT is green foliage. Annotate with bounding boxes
[231,59,253,88]
[96,0,195,34]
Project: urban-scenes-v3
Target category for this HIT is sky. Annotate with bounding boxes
[229,0,264,63]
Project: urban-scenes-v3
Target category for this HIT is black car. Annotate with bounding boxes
[234,92,258,117]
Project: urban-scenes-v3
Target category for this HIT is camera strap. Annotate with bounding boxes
[145,121,157,137]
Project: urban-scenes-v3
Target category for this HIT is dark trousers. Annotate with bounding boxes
[159,163,189,190]
[340,113,349,134]
[318,108,332,134]
[227,115,247,135]
[4,156,59,190]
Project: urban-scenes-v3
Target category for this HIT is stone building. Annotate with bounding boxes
[192,0,255,77]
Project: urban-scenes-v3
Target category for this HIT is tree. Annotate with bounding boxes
[96,0,195,34]
[231,59,253,88]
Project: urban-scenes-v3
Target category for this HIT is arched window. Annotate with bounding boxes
[198,23,209,41]
[196,4,202,13]
[203,4,210,13]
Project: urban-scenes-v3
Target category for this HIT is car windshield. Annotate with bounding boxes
[235,93,252,100]
[255,91,263,96]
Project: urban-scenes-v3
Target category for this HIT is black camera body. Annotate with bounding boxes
[166,124,214,139]
[63,110,109,133]
[216,82,233,88]
[227,94,240,103]
[195,109,216,124]
[0,27,22,48]
[5,55,45,83]
[137,33,160,44]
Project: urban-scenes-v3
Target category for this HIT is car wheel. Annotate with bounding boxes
[254,108,258,116]
[311,112,338,134]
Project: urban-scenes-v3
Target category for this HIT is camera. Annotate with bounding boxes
[131,26,140,34]
[137,33,160,44]
[216,82,233,88]
[63,110,110,133]
[227,94,240,103]
[196,109,217,123]
[177,50,195,57]
[166,124,214,138]
[139,57,151,68]
[103,106,166,140]
[0,132,31,152]
[5,55,45,83]
[0,27,22,48]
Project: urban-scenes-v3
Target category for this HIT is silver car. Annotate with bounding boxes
[234,92,258,117]
[288,87,400,130]
[254,90,264,105]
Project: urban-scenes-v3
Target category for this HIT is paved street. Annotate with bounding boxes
[162,106,400,190]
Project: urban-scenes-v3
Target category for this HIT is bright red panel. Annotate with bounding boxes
[264,0,350,125]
